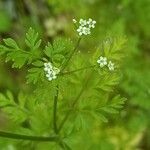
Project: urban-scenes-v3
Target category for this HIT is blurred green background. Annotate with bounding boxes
[0,0,150,149]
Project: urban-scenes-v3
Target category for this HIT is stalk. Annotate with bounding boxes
[61,37,82,72]
[0,131,58,142]
[53,85,59,134]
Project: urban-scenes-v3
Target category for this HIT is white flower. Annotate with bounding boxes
[44,62,52,68]
[75,18,96,36]
[47,72,57,81]
[77,26,91,36]
[87,18,96,28]
[82,27,91,35]
[44,62,53,71]
[97,56,107,68]
[108,61,115,71]
[44,62,60,81]
[77,26,84,36]
[73,19,77,23]
[79,19,87,26]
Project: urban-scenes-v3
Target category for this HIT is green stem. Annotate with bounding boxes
[53,85,59,134]
[0,131,58,142]
[61,37,82,72]
[57,74,91,133]
[60,65,95,76]
[57,88,84,133]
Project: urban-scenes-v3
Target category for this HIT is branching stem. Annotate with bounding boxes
[60,65,96,76]
[61,37,82,72]
[57,73,92,133]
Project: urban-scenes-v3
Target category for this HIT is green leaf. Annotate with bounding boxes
[32,60,44,67]
[3,107,28,123]
[95,73,120,92]
[91,36,127,66]
[97,95,126,116]
[104,36,127,61]
[0,38,29,68]
[6,51,28,68]
[18,92,27,108]
[0,92,29,124]
[44,42,52,58]
[25,27,41,50]
[100,107,119,114]
[94,112,108,123]
[0,28,43,68]
[29,103,51,134]
[6,90,15,103]
[3,38,19,49]
[110,95,127,109]
[44,38,73,66]
[27,67,44,84]
[0,93,13,107]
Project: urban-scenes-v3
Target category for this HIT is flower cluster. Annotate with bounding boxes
[44,62,60,81]
[97,56,115,71]
[73,18,96,36]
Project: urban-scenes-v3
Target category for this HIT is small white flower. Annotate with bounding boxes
[108,61,115,71]
[82,27,91,35]
[46,73,50,78]
[77,26,84,36]
[44,62,53,71]
[87,18,96,28]
[47,73,57,81]
[44,62,60,81]
[79,19,87,26]
[97,56,107,68]
[73,19,77,23]
[44,62,52,68]
[77,26,91,36]
[75,18,96,36]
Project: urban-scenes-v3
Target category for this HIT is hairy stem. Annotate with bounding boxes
[0,131,58,142]
[61,37,82,72]
[53,85,59,134]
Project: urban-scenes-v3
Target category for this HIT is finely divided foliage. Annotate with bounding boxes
[0,19,127,149]
[0,28,41,68]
